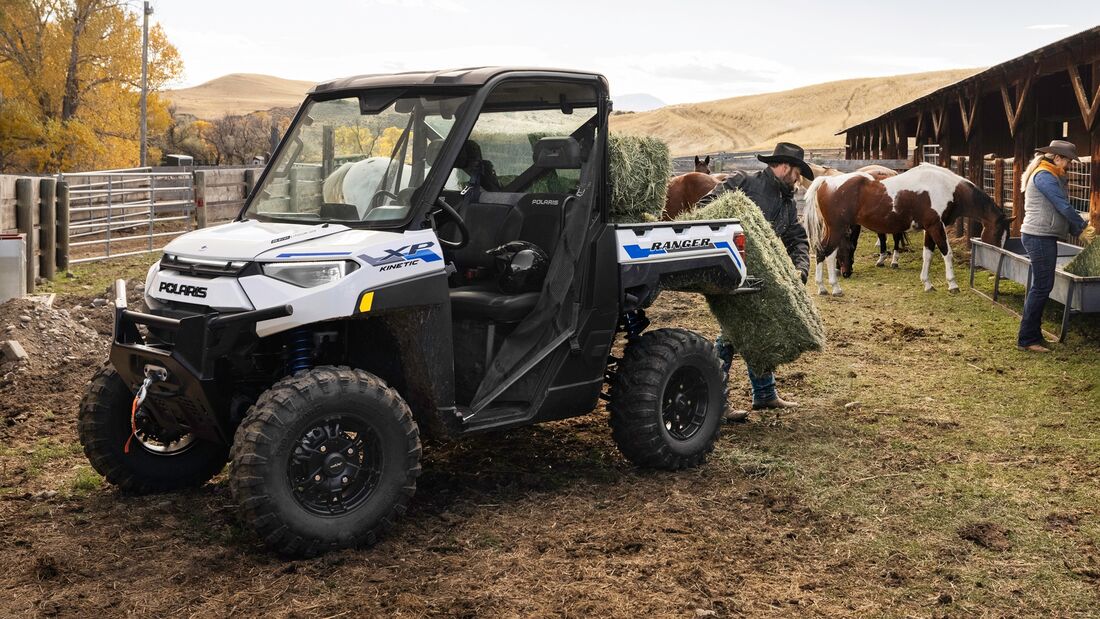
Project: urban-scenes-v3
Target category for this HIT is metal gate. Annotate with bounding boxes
[60,168,195,264]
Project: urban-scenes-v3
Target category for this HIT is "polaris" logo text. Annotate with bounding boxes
[158,281,208,298]
[650,238,711,251]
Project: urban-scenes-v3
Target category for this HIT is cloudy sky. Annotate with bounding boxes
[150,0,1099,105]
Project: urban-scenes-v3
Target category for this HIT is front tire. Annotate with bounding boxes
[609,328,726,470]
[229,366,421,557]
[78,365,229,493]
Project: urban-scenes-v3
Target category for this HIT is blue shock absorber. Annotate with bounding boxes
[286,328,314,374]
[622,309,650,340]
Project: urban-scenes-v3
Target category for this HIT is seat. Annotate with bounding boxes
[447,137,583,323]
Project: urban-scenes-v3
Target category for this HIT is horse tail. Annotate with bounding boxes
[323,162,353,204]
[802,175,829,260]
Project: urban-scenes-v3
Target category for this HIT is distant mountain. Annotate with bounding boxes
[612,93,667,113]
[609,68,980,156]
[165,73,316,118]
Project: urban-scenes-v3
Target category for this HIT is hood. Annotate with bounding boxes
[163,220,351,261]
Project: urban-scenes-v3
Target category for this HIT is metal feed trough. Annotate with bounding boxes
[969,237,1100,341]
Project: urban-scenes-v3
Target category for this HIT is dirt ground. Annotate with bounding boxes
[1,246,1099,618]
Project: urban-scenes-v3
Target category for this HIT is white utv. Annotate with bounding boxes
[79,68,756,556]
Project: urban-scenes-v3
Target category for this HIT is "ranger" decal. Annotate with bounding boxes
[650,238,711,251]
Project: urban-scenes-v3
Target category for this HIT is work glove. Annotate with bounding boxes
[1081,224,1097,244]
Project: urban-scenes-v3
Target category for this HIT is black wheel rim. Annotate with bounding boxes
[287,416,383,516]
[661,366,709,440]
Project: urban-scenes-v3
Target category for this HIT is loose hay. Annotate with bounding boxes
[608,134,671,223]
[675,190,826,373]
[1063,237,1100,277]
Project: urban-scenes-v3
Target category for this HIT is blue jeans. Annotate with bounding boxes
[715,336,778,405]
[1017,233,1058,347]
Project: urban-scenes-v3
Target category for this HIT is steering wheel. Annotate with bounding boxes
[368,189,399,209]
[431,197,469,249]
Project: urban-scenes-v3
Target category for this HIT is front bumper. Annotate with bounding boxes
[110,279,292,443]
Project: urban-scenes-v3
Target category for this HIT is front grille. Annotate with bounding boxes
[160,254,255,278]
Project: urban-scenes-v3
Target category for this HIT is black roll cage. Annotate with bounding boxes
[236,70,611,230]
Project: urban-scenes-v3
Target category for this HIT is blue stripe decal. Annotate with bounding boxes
[407,249,442,263]
[274,251,353,258]
[714,241,743,269]
[624,244,666,259]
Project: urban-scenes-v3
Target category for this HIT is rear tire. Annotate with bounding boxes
[78,365,229,493]
[229,366,421,557]
[609,328,726,470]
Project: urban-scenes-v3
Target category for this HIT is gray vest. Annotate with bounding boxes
[1020,170,1071,238]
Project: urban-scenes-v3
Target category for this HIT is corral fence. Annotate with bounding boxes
[60,168,195,264]
[0,166,262,290]
[671,148,848,175]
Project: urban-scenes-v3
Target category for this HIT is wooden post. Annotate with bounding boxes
[1091,131,1100,232]
[244,168,257,199]
[38,178,56,280]
[322,125,334,179]
[966,109,984,240]
[1091,62,1100,232]
[15,179,35,292]
[1011,115,1035,237]
[993,158,1005,213]
[884,122,899,159]
[194,170,207,229]
[56,182,70,272]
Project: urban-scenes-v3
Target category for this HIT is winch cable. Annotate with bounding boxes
[124,370,164,454]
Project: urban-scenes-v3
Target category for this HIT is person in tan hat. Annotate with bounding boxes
[1016,140,1091,352]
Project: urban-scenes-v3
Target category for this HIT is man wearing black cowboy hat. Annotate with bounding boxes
[696,142,812,422]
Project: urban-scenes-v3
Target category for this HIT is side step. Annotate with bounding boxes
[458,405,532,434]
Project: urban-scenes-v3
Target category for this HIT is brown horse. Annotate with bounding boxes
[694,155,712,173]
[804,163,1011,296]
[664,172,719,220]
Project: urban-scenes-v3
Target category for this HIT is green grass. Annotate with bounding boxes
[68,466,103,496]
[741,240,1100,614]
[36,253,161,301]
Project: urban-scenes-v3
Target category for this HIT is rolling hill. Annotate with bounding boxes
[165,73,316,118]
[166,69,980,156]
[609,68,980,156]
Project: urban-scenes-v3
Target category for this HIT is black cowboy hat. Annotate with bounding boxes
[1036,139,1080,162]
[757,142,814,180]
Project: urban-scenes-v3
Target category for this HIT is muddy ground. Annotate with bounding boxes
[1,248,1099,618]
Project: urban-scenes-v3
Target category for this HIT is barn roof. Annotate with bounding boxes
[838,25,1100,135]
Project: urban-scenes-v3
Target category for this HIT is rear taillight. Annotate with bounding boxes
[733,233,747,263]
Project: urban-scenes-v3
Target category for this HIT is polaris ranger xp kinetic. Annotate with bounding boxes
[80,68,754,556]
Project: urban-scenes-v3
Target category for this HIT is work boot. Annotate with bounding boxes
[724,409,750,423]
[752,396,800,410]
[1017,344,1051,353]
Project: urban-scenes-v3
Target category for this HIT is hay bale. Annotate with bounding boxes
[1063,236,1100,277]
[608,134,670,223]
[675,190,826,373]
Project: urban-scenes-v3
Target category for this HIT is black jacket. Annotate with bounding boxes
[696,167,810,275]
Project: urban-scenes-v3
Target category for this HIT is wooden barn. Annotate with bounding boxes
[839,25,1100,237]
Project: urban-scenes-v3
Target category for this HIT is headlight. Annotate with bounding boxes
[262,261,357,287]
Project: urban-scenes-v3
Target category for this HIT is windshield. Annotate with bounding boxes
[246,92,470,225]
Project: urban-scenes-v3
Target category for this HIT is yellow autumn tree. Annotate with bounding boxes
[0,0,182,172]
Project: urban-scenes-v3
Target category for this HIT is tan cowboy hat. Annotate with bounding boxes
[757,142,815,180]
[1036,139,1080,162]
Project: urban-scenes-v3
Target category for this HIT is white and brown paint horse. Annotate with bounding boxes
[804,163,1011,296]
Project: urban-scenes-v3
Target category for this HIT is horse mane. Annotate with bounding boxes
[322,162,354,204]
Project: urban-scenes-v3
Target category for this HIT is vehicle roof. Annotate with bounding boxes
[309,67,606,95]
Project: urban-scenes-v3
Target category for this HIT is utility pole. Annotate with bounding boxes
[140,1,153,167]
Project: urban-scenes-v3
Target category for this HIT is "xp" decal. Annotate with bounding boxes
[358,242,442,270]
